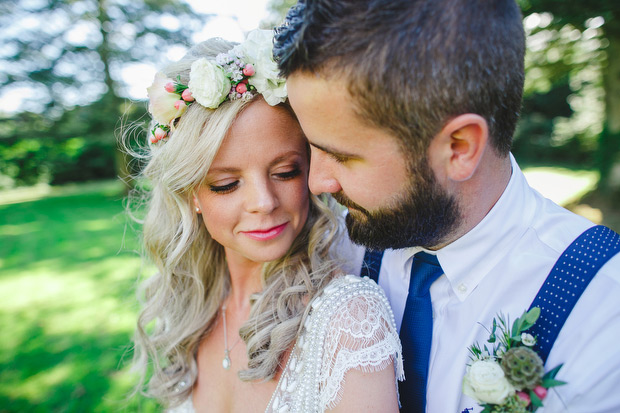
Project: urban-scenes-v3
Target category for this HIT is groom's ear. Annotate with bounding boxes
[432,114,489,182]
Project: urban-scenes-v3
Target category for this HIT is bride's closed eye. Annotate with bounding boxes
[209,181,238,194]
[208,165,302,194]
[274,167,302,180]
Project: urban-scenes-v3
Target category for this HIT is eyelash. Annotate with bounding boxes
[275,168,302,180]
[328,153,349,164]
[209,181,238,194]
[208,168,302,194]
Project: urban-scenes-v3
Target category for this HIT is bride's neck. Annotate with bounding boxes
[224,254,264,314]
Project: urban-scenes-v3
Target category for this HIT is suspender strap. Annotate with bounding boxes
[528,225,620,363]
[361,249,384,283]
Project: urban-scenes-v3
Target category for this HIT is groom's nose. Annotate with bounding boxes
[308,146,342,195]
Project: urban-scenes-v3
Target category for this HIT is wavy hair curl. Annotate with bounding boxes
[125,37,343,407]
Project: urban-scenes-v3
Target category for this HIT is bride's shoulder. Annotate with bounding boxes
[304,275,404,410]
[321,274,388,298]
[310,275,396,328]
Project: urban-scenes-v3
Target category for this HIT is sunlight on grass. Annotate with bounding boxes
[77,218,123,232]
[0,180,127,206]
[523,166,599,206]
[7,363,74,401]
[0,222,42,236]
[0,182,158,412]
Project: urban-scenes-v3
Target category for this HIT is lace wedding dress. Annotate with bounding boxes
[171,275,403,412]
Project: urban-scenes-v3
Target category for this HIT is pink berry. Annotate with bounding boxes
[174,100,185,110]
[236,83,247,94]
[154,127,167,141]
[533,386,548,400]
[150,135,158,144]
[516,391,531,405]
[242,63,255,76]
[164,82,176,93]
[181,88,194,102]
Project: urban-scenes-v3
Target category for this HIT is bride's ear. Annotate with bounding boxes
[193,195,202,214]
[432,114,489,182]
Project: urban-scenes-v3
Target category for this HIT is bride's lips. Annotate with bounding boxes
[242,223,288,241]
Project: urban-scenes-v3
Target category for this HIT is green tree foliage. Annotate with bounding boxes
[0,0,210,188]
[517,1,619,189]
[261,0,297,28]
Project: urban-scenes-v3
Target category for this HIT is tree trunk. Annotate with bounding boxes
[96,0,133,192]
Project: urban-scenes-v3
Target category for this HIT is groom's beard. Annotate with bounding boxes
[334,161,461,250]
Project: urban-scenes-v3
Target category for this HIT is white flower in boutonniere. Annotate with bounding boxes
[521,333,536,346]
[463,359,515,404]
[188,58,231,109]
[463,308,567,412]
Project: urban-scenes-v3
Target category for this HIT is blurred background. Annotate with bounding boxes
[1,0,618,411]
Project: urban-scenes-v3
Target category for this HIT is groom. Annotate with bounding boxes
[274,0,620,412]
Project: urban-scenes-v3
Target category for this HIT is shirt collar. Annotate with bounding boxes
[438,154,536,301]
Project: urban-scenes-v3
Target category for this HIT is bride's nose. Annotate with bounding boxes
[245,179,280,214]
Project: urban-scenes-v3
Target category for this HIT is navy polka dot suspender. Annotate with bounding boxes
[361,226,620,364]
[528,225,620,363]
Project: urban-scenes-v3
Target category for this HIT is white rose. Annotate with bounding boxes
[257,80,287,106]
[240,29,287,105]
[147,72,185,126]
[462,360,515,405]
[188,58,231,109]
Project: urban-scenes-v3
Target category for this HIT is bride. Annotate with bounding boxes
[129,30,403,412]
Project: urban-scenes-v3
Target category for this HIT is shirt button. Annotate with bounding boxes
[458,283,468,293]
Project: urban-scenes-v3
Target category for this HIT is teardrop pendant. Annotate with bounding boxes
[223,353,231,370]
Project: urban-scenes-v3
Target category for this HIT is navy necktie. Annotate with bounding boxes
[398,251,443,412]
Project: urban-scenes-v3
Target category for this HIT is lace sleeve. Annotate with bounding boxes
[318,275,404,410]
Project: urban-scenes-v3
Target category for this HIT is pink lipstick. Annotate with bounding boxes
[242,223,288,241]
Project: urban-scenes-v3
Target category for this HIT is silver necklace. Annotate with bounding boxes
[221,303,243,370]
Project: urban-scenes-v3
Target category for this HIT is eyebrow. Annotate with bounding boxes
[309,142,358,160]
[207,151,303,174]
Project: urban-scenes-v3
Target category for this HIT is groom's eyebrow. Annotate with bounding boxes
[309,142,358,161]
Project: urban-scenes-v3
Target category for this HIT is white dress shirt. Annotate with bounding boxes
[338,155,620,412]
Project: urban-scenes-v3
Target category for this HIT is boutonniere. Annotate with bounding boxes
[462,307,566,412]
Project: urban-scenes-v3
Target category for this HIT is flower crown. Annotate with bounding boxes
[147,29,287,143]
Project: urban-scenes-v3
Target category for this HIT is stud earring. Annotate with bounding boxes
[195,206,201,213]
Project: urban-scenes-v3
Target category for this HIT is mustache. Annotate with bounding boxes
[332,191,370,215]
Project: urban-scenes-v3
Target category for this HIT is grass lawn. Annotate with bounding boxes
[0,180,159,412]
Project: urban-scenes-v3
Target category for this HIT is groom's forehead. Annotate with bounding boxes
[287,72,357,128]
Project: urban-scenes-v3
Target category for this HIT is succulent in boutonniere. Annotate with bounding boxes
[462,307,567,412]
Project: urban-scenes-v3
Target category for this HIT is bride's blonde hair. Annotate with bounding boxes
[126,38,342,407]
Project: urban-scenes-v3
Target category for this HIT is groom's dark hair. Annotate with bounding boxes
[274,0,525,157]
